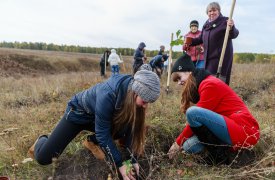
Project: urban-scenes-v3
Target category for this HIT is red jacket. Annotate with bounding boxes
[183,30,204,62]
[176,76,260,150]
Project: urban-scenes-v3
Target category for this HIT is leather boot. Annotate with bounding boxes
[190,126,230,165]
[83,139,105,160]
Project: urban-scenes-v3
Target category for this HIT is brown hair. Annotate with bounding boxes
[112,90,146,155]
[180,73,197,113]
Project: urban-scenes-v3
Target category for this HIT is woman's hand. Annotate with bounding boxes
[168,142,180,159]
[119,164,136,180]
[227,19,235,29]
[132,163,139,176]
[200,46,204,53]
[183,43,190,51]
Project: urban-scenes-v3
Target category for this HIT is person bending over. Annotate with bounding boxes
[29,65,160,180]
[168,54,260,165]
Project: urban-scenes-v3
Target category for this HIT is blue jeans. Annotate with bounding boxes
[111,65,120,75]
[182,106,232,153]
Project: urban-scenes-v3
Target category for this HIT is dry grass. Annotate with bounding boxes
[0,48,274,179]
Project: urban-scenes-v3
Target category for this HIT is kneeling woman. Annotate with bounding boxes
[168,54,260,164]
[29,67,160,180]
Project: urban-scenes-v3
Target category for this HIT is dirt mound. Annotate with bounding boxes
[0,51,102,78]
[50,125,259,179]
[51,126,171,179]
[53,147,152,179]
[0,54,39,78]
[54,149,111,180]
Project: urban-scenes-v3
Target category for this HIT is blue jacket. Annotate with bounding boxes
[149,55,163,69]
[133,42,146,66]
[66,74,133,167]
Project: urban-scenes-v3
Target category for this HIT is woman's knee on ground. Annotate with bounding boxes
[34,136,57,165]
[182,136,204,154]
[36,154,54,165]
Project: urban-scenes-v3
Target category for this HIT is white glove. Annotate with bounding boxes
[132,163,139,176]
[168,142,180,159]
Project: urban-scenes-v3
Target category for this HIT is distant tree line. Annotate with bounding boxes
[0,41,182,59]
[233,53,275,64]
[0,41,274,63]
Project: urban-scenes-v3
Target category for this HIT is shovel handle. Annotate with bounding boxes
[166,33,174,94]
[217,0,236,76]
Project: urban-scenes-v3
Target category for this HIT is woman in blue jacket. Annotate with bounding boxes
[133,42,147,74]
[28,67,160,179]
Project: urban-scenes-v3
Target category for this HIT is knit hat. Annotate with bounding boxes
[171,54,195,74]
[139,63,152,71]
[132,70,160,103]
[190,20,199,27]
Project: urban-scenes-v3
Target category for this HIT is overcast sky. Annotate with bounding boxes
[1,0,274,53]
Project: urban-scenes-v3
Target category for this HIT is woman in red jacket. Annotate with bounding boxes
[168,54,260,164]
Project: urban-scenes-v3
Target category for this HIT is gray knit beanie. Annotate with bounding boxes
[132,70,160,103]
[139,63,152,71]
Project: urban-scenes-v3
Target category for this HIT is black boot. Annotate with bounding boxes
[190,126,230,165]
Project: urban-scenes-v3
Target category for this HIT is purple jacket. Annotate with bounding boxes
[192,14,239,84]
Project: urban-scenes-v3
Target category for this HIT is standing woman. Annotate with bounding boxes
[185,2,239,85]
[133,42,147,74]
[168,55,260,164]
[99,50,111,76]
[183,20,204,69]
[108,49,123,75]
[28,67,160,180]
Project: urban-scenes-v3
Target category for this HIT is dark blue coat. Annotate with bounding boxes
[67,74,133,167]
[149,55,163,69]
[133,42,146,70]
[192,14,239,84]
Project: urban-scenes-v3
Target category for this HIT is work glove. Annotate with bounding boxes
[168,142,180,159]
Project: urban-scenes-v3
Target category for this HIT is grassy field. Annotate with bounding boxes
[0,48,274,179]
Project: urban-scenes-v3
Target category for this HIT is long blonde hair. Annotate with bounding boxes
[180,73,197,113]
[112,90,145,155]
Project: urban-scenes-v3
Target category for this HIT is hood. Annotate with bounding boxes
[138,42,146,50]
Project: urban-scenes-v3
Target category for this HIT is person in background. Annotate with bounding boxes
[158,45,165,55]
[167,55,260,165]
[133,42,147,74]
[100,50,111,76]
[28,65,161,180]
[163,57,169,74]
[183,20,204,68]
[184,2,239,85]
[108,49,123,75]
[149,54,169,78]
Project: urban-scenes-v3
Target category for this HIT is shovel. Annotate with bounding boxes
[216,0,236,82]
[166,33,174,94]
